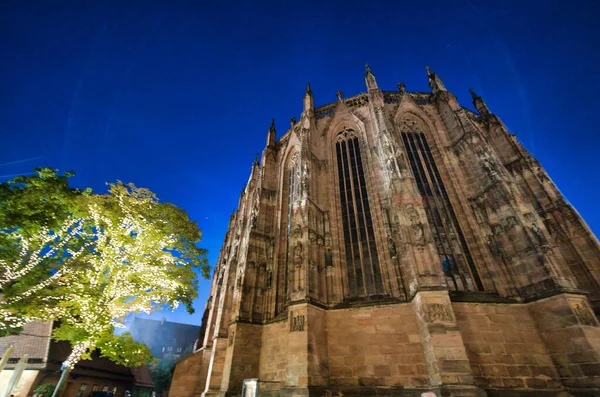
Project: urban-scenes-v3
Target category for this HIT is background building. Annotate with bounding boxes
[0,322,153,397]
[128,317,200,360]
[170,66,600,397]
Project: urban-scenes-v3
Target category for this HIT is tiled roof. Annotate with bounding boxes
[0,321,53,369]
[131,364,154,388]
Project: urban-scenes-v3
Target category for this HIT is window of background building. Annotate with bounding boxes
[102,385,108,392]
[77,383,87,397]
[92,385,99,392]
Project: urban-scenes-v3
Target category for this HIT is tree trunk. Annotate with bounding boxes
[51,341,90,397]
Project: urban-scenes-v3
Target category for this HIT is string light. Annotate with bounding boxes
[1,183,200,368]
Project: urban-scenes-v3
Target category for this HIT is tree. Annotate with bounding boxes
[33,383,57,397]
[149,343,194,394]
[0,168,209,374]
[150,354,178,394]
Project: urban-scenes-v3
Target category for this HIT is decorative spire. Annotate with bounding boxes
[336,90,344,101]
[303,84,314,113]
[469,88,491,117]
[254,153,259,166]
[425,66,447,94]
[266,118,276,147]
[397,82,406,93]
[364,63,378,90]
[290,117,296,129]
[469,88,478,101]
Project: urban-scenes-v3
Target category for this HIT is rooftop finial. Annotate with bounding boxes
[254,153,259,166]
[306,83,312,95]
[266,118,276,147]
[397,82,406,93]
[364,63,378,90]
[426,66,447,93]
[336,90,344,101]
[290,117,296,129]
[469,88,491,117]
[469,88,478,100]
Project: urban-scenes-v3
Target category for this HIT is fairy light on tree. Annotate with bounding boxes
[0,168,209,395]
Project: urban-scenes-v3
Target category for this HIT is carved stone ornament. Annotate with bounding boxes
[388,236,397,258]
[531,223,548,247]
[427,303,453,323]
[228,331,235,346]
[266,270,273,289]
[406,204,425,246]
[494,224,504,236]
[294,241,303,267]
[571,301,597,326]
[506,216,518,229]
[290,312,305,332]
[235,268,243,290]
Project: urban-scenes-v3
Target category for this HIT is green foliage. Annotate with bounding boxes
[149,343,195,393]
[95,332,153,367]
[33,383,57,396]
[0,168,209,369]
[149,354,178,394]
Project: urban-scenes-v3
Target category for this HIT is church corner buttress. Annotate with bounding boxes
[169,66,600,397]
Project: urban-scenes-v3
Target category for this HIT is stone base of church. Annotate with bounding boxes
[171,294,600,397]
[278,385,488,397]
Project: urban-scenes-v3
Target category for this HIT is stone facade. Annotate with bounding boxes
[170,66,600,396]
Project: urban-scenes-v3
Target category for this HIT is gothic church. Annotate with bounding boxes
[170,66,600,397]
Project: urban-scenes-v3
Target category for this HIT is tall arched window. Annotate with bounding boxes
[283,152,301,299]
[335,129,383,297]
[401,131,483,291]
[287,152,300,238]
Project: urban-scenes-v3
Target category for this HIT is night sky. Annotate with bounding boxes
[2,1,599,326]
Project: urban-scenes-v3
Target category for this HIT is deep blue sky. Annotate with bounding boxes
[2,1,599,325]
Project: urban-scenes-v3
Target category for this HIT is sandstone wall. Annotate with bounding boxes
[223,322,262,392]
[528,294,600,389]
[169,350,205,397]
[326,303,429,388]
[453,302,560,391]
[258,319,289,384]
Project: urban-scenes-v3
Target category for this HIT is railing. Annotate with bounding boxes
[314,91,433,119]
[344,93,368,109]
[383,91,401,103]
[314,103,336,119]
[409,92,432,105]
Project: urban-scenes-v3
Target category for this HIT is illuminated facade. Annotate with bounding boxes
[170,66,600,396]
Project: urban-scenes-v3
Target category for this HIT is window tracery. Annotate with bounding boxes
[335,128,383,297]
[399,119,482,291]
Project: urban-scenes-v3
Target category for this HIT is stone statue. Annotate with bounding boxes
[388,236,397,258]
[294,241,303,266]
